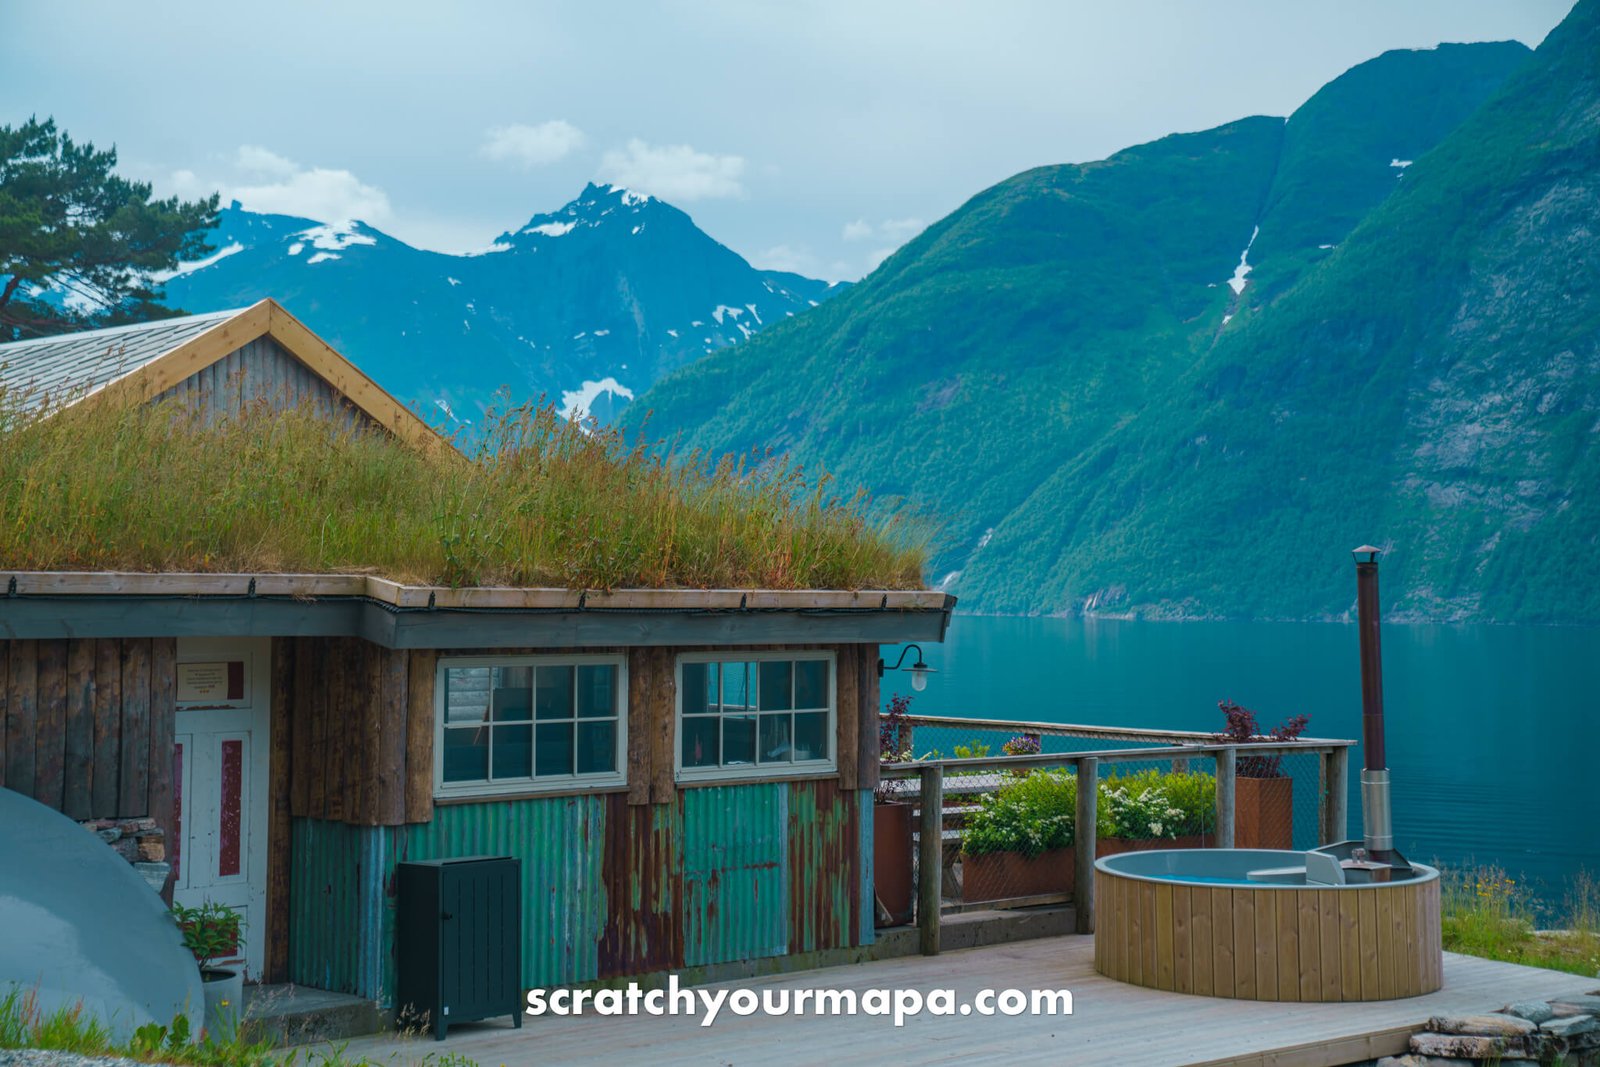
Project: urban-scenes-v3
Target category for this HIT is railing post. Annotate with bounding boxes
[1074,756,1098,934]
[1214,747,1236,849]
[1321,746,1350,845]
[918,764,943,956]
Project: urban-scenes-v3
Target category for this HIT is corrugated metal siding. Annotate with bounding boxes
[600,795,681,978]
[786,779,861,954]
[289,818,387,997]
[393,795,608,994]
[680,784,789,967]
[291,782,869,1002]
[857,791,876,947]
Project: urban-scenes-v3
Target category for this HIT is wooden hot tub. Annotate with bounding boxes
[1093,849,1442,1001]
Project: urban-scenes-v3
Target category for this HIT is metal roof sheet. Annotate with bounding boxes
[0,309,245,410]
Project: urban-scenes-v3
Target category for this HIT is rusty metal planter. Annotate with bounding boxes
[961,847,1074,903]
[1096,833,1213,858]
[1235,776,1293,849]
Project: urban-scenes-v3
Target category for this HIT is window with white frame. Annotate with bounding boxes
[676,653,834,779]
[436,656,626,796]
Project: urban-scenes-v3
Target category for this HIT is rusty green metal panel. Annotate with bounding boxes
[786,779,862,954]
[288,818,387,998]
[858,790,876,946]
[681,783,789,967]
[395,794,608,993]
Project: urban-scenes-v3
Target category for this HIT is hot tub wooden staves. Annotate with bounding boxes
[1093,866,1443,1001]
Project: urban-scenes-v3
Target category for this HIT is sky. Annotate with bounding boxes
[2,1,1576,281]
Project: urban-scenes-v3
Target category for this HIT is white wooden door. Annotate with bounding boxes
[172,638,271,980]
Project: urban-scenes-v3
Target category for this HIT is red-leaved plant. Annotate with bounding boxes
[1214,700,1309,778]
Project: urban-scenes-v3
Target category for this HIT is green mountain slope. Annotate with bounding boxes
[975,1,1600,622]
[628,33,1565,620]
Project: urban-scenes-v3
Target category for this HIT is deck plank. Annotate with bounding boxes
[332,936,1599,1067]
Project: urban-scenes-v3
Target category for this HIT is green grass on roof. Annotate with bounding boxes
[0,395,927,591]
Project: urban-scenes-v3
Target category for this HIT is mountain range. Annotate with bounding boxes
[628,4,1600,623]
[158,183,842,425]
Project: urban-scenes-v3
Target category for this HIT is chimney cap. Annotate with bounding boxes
[1352,544,1382,563]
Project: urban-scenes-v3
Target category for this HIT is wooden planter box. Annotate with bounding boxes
[873,801,915,926]
[1235,775,1293,849]
[961,847,1074,903]
[1096,833,1213,858]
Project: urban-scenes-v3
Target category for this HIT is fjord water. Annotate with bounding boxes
[898,616,1600,911]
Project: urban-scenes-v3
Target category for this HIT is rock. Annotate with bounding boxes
[1426,1013,1538,1036]
[136,837,165,863]
[1503,1000,1555,1024]
[96,827,122,843]
[1377,1056,1475,1066]
[1544,1013,1600,1038]
[1552,994,1600,1016]
[1410,1033,1526,1058]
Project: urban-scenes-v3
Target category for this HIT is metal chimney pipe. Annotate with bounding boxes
[1353,545,1393,852]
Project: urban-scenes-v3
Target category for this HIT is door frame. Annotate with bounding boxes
[173,637,272,980]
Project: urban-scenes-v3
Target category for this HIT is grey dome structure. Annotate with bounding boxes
[0,787,204,1042]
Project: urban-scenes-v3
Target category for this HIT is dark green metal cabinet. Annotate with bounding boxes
[396,856,523,1039]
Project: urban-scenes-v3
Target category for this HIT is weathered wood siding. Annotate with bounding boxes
[281,639,883,828]
[0,637,176,829]
[152,336,372,428]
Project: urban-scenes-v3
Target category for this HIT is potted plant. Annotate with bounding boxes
[1095,770,1216,856]
[873,694,917,926]
[1215,700,1308,849]
[173,900,245,1037]
[960,769,1076,902]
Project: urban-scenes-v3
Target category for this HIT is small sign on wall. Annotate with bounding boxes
[178,661,246,704]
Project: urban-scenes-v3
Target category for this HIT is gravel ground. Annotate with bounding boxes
[0,1051,154,1067]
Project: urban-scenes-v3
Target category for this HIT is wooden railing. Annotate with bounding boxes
[877,730,1356,956]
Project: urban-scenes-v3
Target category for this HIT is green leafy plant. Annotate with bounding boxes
[172,900,244,971]
[952,739,990,759]
[1097,783,1186,841]
[961,770,1076,859]
[1100,768,1216,835]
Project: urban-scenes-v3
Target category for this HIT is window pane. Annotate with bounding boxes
[795,660,828,709]
[443,667,491,725]
[681,662,713,715]
[758,662,792,711]
[491,724,532,779]
[722,715,756,765]
[536,666,575,720]
[441,727,488,782]
[682,716,719,768]
[721,662,755,712]
[494,665,533,691]
[577,665,616,719]
[491,685,532,722]
[759,713,792,763]
[577,722,617,774]
[535,722,574,776]
[793,712,828,762]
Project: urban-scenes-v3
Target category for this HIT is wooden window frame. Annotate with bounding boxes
[674,650,837,784]
[433,653,628,799]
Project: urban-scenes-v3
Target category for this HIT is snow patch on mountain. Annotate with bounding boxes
[299,223,376,252]
[525,220,578,238]
[560,377,635,421]
[150,242,244,282]
[1227,226,1260,295]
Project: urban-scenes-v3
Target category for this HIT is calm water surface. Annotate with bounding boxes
[891,616,1600,911]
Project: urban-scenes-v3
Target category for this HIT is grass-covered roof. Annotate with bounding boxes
[0,395,927,591]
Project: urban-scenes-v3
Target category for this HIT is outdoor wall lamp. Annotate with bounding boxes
[878,644,936,691]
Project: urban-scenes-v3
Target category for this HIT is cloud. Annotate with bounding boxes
[481,120,587,168]
[752,244,853,284]
[842,217,925,243]
[598,139,745,201]
[225,148,392,225]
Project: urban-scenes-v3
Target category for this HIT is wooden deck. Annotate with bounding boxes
[336,936,1597,1066]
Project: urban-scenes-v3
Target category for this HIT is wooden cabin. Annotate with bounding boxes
[0,306,953,1003]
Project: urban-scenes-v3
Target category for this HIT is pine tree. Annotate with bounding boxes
[0,116,219,340]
